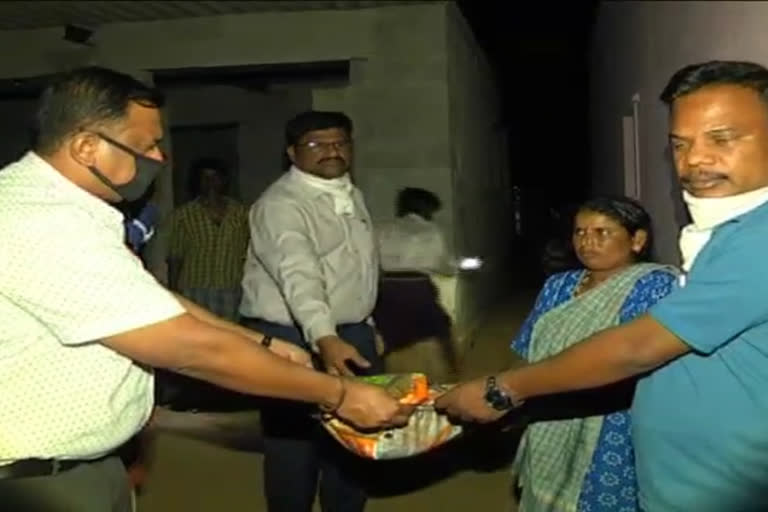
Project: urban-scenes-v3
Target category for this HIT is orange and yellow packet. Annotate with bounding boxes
[321,373,462,460]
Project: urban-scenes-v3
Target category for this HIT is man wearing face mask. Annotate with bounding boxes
[239,111,380,512]
[0,68,411,512]
[436,61,768,512]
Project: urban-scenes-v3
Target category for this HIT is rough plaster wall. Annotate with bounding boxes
[311,4,453,233]
[239,87,313,204]
[0,10,368,79]
[164,85,311,205]
[0,2,452,217]
[444,3,507,340]
[0,2,453,224]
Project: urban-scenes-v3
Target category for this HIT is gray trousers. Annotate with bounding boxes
[0,456,131,512]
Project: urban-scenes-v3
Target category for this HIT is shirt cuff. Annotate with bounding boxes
[304,318,337,353]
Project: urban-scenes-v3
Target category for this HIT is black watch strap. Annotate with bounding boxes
[484,375,523,411]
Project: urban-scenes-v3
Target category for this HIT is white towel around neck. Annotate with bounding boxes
[679,186,768,271]
[290,165,355,216]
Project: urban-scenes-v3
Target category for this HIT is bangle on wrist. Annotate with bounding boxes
[261,335,273,348]
[320,377,347,414]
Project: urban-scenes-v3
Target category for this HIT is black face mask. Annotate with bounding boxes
[88,134,166,202]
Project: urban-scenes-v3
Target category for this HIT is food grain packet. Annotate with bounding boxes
[321,373,463,460]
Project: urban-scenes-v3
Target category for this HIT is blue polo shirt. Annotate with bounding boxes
[633,201,768,512]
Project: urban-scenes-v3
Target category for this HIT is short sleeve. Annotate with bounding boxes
[649,226,768,354]
[3,209,185,345]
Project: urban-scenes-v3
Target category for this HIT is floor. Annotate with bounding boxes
[136,292,535,512]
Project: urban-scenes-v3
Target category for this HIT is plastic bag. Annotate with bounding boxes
[321,373,462,460]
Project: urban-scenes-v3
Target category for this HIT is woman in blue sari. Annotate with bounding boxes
[511,196,678,512]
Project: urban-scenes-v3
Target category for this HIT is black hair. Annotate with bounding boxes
[396,187,442,220]
[188,157,230,198]
[33,66,164,155]
[576,195,654,261]
[661,60,768,105]
[284,110,353,147]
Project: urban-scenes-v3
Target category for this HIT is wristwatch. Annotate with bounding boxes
[484,375,524,411]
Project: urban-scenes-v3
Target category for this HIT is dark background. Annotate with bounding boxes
[458,1,600,205]
[458,1,601,278]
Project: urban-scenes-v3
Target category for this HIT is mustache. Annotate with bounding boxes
[319,157,346,164]
[680,170,729,184]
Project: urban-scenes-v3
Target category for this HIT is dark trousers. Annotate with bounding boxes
[373,272,456,370]
[241,318,383,512]
[0,456,131,512]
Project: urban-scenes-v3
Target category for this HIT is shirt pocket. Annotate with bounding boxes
[348,216,376,263]
[310,208,348,258]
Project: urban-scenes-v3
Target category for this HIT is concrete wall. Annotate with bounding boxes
[591,1,768,264]
[164,85,311,205]
[444,3,508,339]
[0,2,505,337]
[0,2,452,227]
[311,9,453,234]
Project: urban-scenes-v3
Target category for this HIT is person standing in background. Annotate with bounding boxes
[377,187,456,276]
[167,158,249,321]
[240,111,381,512]
[374,187,458,380]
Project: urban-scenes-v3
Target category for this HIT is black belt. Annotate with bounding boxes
[382,271,431,280]
[0,458,91,480]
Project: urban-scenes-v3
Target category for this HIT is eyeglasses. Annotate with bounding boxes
[296,140,352,152]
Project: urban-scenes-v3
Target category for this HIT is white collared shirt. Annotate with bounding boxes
[239,169,378,346]
[377,214,455,275]
[0,152,185,464]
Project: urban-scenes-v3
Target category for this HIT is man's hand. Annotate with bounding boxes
[172,294,312,368]
[434,377,507,423]
[268,339,313,368]
[336,379,414,430]
[316,335,371,376]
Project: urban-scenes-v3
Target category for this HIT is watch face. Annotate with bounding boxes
[485,387,513,411]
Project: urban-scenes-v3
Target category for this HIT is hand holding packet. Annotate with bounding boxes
[321,373,463,460]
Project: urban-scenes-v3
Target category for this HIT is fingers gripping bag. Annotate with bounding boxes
[321,373,463,460]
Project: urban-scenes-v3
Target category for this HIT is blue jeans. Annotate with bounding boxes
[240,318,383,512]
